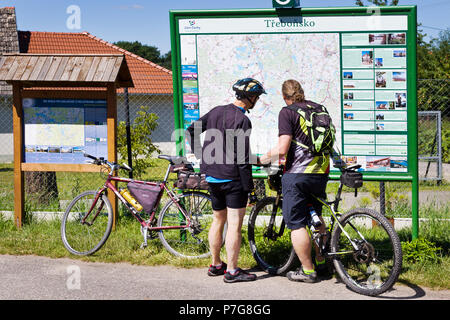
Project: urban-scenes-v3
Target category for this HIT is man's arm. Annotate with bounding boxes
[185,113,208,160]
[259,135,292,164]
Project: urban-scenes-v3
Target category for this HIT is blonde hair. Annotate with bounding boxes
[282,79,305,103]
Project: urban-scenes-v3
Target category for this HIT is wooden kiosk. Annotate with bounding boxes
[0,53,134,228]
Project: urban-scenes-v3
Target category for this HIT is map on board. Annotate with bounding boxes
[24,106,85,147]
[195,33,342,155]
[177,14,410,173]
[23,98,107,164]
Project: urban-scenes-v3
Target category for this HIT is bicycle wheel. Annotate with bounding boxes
[248,197,296,275]
[61,190,113,256]
[158,191,216,259]
[330,208,402,296]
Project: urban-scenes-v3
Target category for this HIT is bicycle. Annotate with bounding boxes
[247,163,403,296]
[61,153,221,259]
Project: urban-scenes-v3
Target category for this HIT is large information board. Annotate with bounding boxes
[23,98,108,164]
[170,6,417,181]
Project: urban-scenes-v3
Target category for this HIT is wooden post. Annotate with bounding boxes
[107,83,118,228]
[12,83,24,228]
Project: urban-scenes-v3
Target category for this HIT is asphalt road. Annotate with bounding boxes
[0,254,448,302]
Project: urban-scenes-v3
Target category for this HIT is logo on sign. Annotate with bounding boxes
[184,20,201,31]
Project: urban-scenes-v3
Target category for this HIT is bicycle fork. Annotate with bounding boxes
[265,195,284,240]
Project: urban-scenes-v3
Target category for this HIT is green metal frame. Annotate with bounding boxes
[169,5,419,238]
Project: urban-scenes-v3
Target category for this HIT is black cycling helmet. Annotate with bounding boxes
[232,78,266,100]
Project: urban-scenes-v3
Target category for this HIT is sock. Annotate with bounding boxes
[315,258,325,265]
[227,268,238,275]
[303,268,315,275]
[214,262,223,268]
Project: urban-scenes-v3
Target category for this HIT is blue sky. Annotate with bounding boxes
[2,0,449,54]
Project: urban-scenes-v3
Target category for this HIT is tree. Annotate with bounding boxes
[356,0,399,5]
[114,41,172,70]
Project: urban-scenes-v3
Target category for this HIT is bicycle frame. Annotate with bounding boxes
[313,182,368,255]
[84,163,194,233]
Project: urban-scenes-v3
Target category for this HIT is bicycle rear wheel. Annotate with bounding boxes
[61,190,113,256]
[248,197,296,275]
[330,208,402,296]
[157,191,216,259]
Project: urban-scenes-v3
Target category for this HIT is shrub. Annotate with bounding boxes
[402,238,442,264]
[117,106,160,178]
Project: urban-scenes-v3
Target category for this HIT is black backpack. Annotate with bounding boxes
[287,101,336,155]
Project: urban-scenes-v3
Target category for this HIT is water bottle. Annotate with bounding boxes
[308,204,322,228]
[120,188,143,212]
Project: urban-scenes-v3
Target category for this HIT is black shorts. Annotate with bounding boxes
[281,173,328,230]
[208,180,248,210]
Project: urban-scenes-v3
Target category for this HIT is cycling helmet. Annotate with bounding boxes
[232,78,266,100]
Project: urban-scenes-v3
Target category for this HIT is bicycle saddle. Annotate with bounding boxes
[158,155,189,164]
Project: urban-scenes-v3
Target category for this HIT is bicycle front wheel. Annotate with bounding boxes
[248,197,296,275]
[157,191,215,259]
[61,190,113,256]
[330,208,402,296]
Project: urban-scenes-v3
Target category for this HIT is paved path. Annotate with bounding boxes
[0,254,448,301]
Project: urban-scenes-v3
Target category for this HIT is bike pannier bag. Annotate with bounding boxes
[175,171,209,190]
[127,181,162,213]
[340,171,363,189]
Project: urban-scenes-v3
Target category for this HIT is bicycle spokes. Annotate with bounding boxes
[332,212,400,292]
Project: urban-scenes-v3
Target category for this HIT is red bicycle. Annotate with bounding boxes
[61,153,219,259]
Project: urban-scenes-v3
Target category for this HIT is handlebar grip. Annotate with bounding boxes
[84,153,98,161]
[346,164,362,170]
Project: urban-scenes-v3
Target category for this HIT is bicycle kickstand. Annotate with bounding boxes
[140,226,148,249]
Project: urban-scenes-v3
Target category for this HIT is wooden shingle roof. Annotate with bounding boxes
[18,31,173,94]
[0,53,133,88]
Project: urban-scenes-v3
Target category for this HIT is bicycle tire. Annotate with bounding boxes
[330,208,402,296]
[61,190,113,256]
[248,197,296,275]
[157,191,217,259]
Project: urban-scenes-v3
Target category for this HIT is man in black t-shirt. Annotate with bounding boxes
[260,79,329,283]
[186,78,266,283]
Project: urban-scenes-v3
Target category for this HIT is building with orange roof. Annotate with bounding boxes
[0,7,175,162]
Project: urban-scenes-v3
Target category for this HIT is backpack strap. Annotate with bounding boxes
[285,103,311,150]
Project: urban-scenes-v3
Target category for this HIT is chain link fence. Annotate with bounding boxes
[0,79,448,227]
[418,79,449,183]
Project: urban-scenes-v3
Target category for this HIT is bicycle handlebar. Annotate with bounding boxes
[83,153,132,173]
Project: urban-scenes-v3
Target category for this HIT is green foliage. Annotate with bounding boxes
[402,238,442,264]
[114,41,172,70]
[443,128,450,163]
[355,0,399,6]
[117,106,160,178]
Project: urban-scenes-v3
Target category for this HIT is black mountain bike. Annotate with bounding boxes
[248,163,402,296]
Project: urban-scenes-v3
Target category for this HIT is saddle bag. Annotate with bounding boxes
[340,171,363,189]
[174,171,209,190]
[127,181,162,213]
